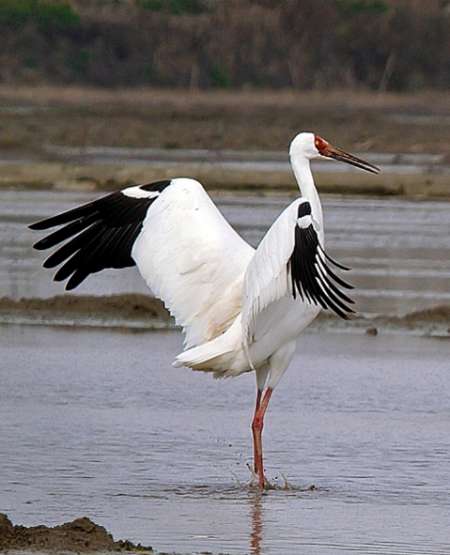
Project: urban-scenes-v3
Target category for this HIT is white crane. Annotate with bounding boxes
[30,132,379,489]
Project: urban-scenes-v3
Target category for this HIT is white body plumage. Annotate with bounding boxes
[155,180,322,391]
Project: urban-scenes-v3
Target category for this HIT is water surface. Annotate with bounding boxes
[2,326,449,554]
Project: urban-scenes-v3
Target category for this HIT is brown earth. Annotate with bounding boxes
[0,86,449,156]
[0,513,152,552]
[0,294,170,322]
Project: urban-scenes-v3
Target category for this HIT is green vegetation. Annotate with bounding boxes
[0,0,448,91]
[137,0,207,15]
[67,48,90,77]
[0,0,80,32]
[335,0,389,15]
[209,64,231,88]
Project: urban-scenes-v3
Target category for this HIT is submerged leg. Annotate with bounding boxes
[251,387,273,489]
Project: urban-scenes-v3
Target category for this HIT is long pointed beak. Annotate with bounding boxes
[323,145,380,174]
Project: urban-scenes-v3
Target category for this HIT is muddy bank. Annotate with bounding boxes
[1,294,449,337]
[0,294,169,321]
[1,159,449,199]
[0,514,152,553]
[1,87,449,156]
[0,294,173,330]
[316,305,450,337]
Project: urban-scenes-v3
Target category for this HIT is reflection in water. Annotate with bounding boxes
[249,492,264,555]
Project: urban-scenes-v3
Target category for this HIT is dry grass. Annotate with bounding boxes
[0,86,449,156]
[2,85,450,111]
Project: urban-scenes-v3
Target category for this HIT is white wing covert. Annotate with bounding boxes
[133,179,254,347]
[242,198,354,349]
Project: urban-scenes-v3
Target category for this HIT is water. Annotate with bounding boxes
[1,325,450,554]
[1,188,450,552]
[35,144,450,175]
[1,190,450,317]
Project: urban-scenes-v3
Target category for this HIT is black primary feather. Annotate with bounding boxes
[289,202,355,320]
[29,180,171,289]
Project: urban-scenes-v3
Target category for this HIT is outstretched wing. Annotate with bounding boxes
[242,198,354,347]
[30,178,254,348]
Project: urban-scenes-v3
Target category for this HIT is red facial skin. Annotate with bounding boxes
[314,135,330,155]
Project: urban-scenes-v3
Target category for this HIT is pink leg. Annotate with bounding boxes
[251,388,273,489]
[252,389,262,472]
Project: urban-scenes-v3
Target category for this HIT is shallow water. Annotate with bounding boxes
[34,144,450,175]
[1,190,450,317]
[2,326,450,554]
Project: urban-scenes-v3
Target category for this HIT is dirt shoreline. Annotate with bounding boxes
[1,294,449,337]
[1,160,449,199]
[0,514,152,553]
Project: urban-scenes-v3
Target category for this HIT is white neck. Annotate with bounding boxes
[290,154,323,236]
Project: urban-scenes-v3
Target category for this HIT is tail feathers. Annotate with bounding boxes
[173,337,234,374]
[173,317,246,378]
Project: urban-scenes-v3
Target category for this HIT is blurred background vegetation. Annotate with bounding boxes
[0,0,449,90]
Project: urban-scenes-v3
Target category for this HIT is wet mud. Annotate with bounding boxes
[1,294,448,337]
[1,157,449,199]
[0,513,152,553]
[0,294,169,323]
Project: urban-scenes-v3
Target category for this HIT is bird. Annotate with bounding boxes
[29,132,379,489]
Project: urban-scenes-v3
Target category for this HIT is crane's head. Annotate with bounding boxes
[289,132,379,174]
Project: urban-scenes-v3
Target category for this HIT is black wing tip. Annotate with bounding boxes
[318,244,352,272]
[29,221,49,231]
[43,259,56,269]
[33,237,54,250]
[53,273,83,290]
[65,281,78,291]
[339,263,352,272]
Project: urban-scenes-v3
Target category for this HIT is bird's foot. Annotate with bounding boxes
[262,477,276,490]
[246,463,275,490]
[246,464,310,491]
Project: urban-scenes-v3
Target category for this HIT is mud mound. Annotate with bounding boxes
[0,513,152,552]
[0,294,170,321]
[391,305,450,325]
